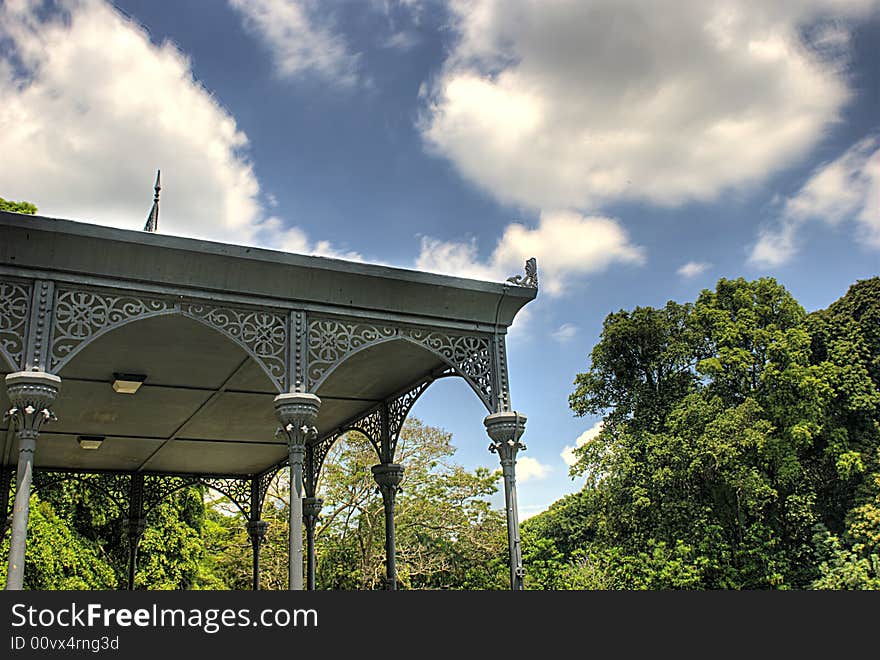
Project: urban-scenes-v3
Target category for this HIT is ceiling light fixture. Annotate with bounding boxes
[112,373,146,394]
[77,435,105,450]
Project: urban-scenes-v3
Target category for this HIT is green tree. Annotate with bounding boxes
[201,418,509,590]
[0,496,117,589]
[1,476,210,590]
[541,277,880,589]
[0,197,37,214]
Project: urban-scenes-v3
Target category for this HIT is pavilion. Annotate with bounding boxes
[0,210,537,590]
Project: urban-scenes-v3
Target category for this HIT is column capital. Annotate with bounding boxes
[274,392,321,447]
[484,411,527,463]
[247,519,270,545]
[4,371,61,438]
[302,496,324,521]
[371,463,404,492]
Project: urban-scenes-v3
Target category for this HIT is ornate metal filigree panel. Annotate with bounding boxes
[181,304,287,391]
[307,317,494,409]
[142,474,201,515]
[387,379,431,457]
[307,318,397,385]
[201,476,252,518]
[493,333,511,413]
[50,288,175,371]
[31,471,130,516]
[307,433,341,492]
[257,467,281,516]
[0,279,31,370]
[47,286,288,390]
[406,328,493,407]
[343,406,384,459]
[291,309,307,391]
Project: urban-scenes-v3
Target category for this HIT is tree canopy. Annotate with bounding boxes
[528,277,880,589]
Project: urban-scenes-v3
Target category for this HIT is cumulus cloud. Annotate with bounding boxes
[420,0,876,210]
[750,135,880,266]
[551,323,578,342]
[561,421,603,468]
[0,0,354,258]
[677,261,711,278]
[514,456,551,483]
[416,210,644,296]
[228,0,360,86]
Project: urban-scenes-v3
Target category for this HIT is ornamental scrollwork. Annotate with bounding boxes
[142,474,201,516]
[0,280,31,370]
[506,257,538,288]
[386,379,431,457]
[307,319,396,386]
[30,471,130,516]
[494,333,511,413]
[50,288,175,371]
[405,328,493,409]
[182,304,287,391]
[201,476,252,518]
[257,467,282,515]
[307,433,342,492]
[307,317,494,409]
[344,406,384,460]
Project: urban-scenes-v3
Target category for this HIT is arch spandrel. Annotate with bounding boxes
[47,285,288,392]
[307,316,498,411]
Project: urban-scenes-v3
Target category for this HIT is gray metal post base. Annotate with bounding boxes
[3,371,60,591]
[372,463,404,590]
[302,497,323,590]
[246,519,269,590]
[484,411,527,591]
[274,392,321,591]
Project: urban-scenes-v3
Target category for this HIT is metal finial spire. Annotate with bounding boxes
[143,169,160,232]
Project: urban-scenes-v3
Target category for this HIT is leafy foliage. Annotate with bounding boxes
[545,277,880,589]
[0,197,37,214]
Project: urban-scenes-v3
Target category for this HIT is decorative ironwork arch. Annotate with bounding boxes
[47,286,288,391]
[141,474,252,519]
[308,317,495,411]
[30,471,130,516]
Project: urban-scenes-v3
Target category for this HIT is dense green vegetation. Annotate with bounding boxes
[2,277,877,589]
[0,197,37,214]
[524,277,880,589]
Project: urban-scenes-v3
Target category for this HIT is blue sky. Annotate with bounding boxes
[1,0,878,517]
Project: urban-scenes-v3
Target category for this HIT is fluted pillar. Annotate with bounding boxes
[274,392,320,591]
[484,411,527,591]
[371,463,404,590]
[3,371,61,590]
[302,496,323,590]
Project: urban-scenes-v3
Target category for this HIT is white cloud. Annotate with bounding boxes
[228,0,360,86]
[0,0,354,259]
[677,261,711,278]
[561,421,603,467]
[551,323,578,342]
[420,0,876,211]
[514,456,550,483]
[750,135,880,266]
[416,210,644,296]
